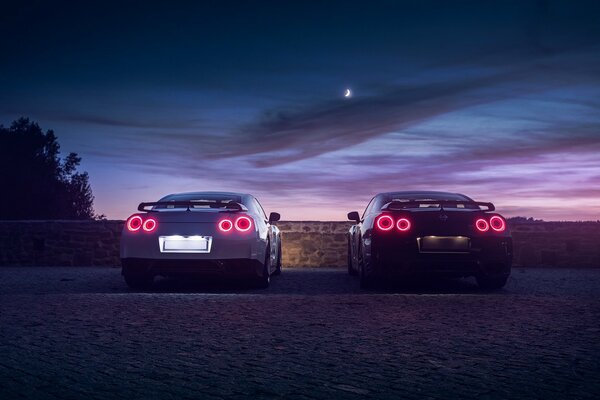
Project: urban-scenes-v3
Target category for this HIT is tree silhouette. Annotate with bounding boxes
[0,118,97,220]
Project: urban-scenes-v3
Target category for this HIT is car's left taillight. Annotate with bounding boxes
[375,214,412,232]
[396,218,411,231]
[143,217,157,232]
[375,215,394,231]
[127,215,157,233]
[127,215,143,232]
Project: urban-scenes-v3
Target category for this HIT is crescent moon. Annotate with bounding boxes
[344,88,352,98]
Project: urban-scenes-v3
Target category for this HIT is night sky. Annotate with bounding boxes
[1,1,599,220]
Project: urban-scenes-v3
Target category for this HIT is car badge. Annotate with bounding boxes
[439,214,448,222]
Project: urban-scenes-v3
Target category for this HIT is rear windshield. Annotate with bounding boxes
[383,193,478,209]
[155,193,243,209]
[384,192,469,201]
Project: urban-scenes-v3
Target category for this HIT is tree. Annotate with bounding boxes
[506,216,544,223]
[0,118,97,219]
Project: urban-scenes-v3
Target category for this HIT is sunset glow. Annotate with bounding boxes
[1,2,598,221]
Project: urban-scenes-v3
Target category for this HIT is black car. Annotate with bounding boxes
[347,191,512,289]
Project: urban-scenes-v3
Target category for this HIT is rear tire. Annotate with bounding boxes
[358,244,375,289]
[347,241,357,276]
[255,242,271,289]
[123,268,154,290]
[360,267,375,289]
[476,274,508,290]
[272,241,282,276]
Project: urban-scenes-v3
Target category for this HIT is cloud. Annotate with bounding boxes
[6,45,600,220]
[73,46,599,170]
[77,47,600,221]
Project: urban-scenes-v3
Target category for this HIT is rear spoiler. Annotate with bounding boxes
[138,201,248,212]
[381,200,495,212]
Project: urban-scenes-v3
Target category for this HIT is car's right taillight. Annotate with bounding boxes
[489,215,506,232]
[218,216,253,233]
[218,219,233,232]
[235,216,253,232]
[475,215,506,233]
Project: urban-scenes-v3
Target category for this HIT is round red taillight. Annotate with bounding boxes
[475,218,489,232]
[218,219,233,232]
[397,218,411,231]
[235,216,253,232]
[490,216,506,232]
[143,218,157,232]
[127,215,143,232]
[376,215,394,231]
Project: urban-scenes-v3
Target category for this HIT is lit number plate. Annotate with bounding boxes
[159,236,212,253]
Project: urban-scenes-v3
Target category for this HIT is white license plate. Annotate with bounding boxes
[158,236,212,253]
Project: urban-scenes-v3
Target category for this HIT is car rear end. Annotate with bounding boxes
[120,205,267,282]
[368,201,512,285]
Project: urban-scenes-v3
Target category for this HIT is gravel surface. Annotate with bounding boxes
[1,267,599,399]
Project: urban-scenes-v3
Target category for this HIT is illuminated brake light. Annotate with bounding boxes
[376,215,394,231]
[396,218,411,231]
[490,216,506,232]
[235,216,253,232]
[218,219,233,232]
[127,215,143,232]
[143,218,157,232]
[475,218,489,232]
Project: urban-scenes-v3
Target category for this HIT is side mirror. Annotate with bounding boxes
[347,211,360,222]
[268,212,281,223]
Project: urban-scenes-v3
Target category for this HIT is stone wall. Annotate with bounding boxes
[0,221,123,267]
[0,220,599,268]
[510,222,600,268]
[278,221,600,268]
[276,222,351,267]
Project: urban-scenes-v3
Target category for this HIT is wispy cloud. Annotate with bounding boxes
[2,23,599,220]
[73,46,599,167]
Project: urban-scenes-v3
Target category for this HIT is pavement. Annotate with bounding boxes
[0,267,599,399]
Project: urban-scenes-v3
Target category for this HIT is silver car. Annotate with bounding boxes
[120,192,282,289]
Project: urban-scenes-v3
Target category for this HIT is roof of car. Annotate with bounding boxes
[378,191,471,200]
[165,191,248,197]
[159,192,249,201]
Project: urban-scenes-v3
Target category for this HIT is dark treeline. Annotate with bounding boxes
[506,216,544,223]
[0,118,97,220]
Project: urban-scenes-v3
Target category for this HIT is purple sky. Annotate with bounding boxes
[1,1,599,220]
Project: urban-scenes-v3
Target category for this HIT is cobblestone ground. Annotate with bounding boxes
[1,267,599,399]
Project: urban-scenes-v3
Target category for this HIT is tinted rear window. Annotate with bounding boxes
[381,192,478,209]
[160,194,242,203]
[155,193,243,209]
[383,192,470,202]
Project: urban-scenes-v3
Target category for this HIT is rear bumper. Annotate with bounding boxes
[121,257,264,279]
[120,231,265,262]
[369,236,512,278]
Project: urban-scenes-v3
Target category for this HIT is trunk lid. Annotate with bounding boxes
[392,208,483,236]
[142,209,245,223]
